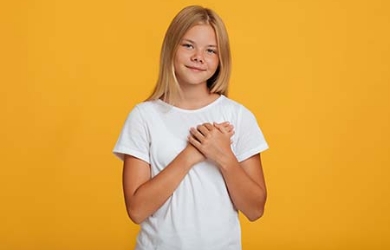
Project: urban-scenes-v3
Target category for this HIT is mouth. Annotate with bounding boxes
[186,66,206,71]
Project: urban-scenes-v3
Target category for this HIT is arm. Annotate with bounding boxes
[188,123,267,221]
[122,123,233,224]
[216,153,267,221]
[122,144,204,224]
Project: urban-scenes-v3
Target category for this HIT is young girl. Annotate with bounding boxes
[113,5,268,250]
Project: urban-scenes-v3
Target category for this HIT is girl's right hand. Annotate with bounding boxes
[185,121,234,166]
[187,121,235,165]
[215,122,234,139]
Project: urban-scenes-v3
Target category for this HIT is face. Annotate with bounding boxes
[174,24,219,88]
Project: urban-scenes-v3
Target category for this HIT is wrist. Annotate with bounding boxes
[182,144,205,166]
[215,151,238,171]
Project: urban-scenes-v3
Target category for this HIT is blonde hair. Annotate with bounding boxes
[146,5,231,104]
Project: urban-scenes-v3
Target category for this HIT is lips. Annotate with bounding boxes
[186,65,206,71]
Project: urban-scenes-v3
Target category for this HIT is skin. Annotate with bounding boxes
[123,24,267,224]
[173,24,220,109]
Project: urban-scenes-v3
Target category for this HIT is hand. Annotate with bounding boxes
[187,122,235,164]
[182,143,206,166]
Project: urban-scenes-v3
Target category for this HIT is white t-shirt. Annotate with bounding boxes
[113,95,268,250]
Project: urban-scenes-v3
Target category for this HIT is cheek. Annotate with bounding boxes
[173,54,182,72]
[174,52,187,67]
[208,57,220,72]
[173,59,178,72]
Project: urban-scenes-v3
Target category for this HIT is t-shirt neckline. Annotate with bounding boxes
[157,95,225,113]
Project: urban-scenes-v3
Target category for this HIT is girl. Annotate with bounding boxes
[113,5,268,250]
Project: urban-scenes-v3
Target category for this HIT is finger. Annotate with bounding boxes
[216,122,234,130]
[197,125,210,137]
[214,122,228,133]
[213,122,225,132]
[190,127,205,143]
[215,121,230,127]
[203,123,214,131]
[224,124,234,133]
[188,135,201,148]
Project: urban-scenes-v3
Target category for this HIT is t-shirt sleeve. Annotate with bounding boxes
[234,105,269,162]
[112,106,150,163]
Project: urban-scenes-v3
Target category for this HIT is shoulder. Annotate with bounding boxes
[219,96,262,128]
[219,95,241,109]
[129,100,163,116]
[134,100,159,111]
[219,95,253,116]
[122,100,161,125]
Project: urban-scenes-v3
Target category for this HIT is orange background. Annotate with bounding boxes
[1,0,389,249]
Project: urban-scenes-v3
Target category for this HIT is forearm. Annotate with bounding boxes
[217,155,267,221]
[187,122,267,220]
[126,147,200,224]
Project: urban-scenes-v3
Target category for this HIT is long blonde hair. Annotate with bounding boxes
[146,5,232,104]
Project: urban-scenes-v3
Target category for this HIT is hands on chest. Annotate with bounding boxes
[187,121,235,166]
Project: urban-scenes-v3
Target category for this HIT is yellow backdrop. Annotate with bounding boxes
[1,0,389,249]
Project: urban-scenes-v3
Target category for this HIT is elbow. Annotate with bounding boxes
[247,207,265,222]
[246,193,267,222]
[126,207,146,225]
[128,215,143,225]
[124,195,149,224]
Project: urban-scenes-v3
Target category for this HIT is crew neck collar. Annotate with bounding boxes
[157,95,225,113]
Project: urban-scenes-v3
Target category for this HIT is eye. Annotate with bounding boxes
[182,43,194,49]
[206,48,217,54]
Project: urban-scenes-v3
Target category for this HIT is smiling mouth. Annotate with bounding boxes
[186,66,206,71]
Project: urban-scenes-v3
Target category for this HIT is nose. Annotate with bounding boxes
[191,50,204,63]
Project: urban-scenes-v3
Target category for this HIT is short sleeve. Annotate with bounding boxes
[113,106,150,163]
[234,106,268,162]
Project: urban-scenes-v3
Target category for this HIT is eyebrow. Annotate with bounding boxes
[182,39,217,48]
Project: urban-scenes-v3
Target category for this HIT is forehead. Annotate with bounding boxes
[181,24,217,45]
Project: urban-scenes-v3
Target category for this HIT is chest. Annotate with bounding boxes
[146,110,237,172]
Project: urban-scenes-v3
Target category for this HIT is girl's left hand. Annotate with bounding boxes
[188,122,235,164]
